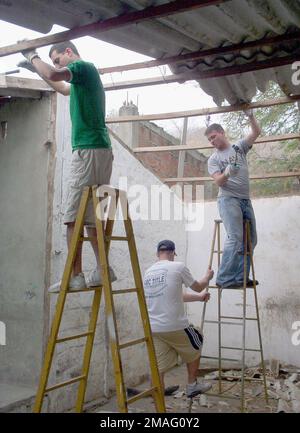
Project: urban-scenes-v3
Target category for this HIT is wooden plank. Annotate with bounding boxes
[100,31,300,74]
[163,172,300,182]
[0,88,42,99]
[103,54,298,91]
[177,118,188,179]
[0,76,53,92]
[0,0,228,57]
[132,133,300,153]
[106,95,300,123]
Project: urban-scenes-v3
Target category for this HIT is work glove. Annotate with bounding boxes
[224,163,240,178]
[17,59,37,73]
[18,39,40,63]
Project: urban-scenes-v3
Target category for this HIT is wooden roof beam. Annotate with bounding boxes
[100,31,300,74]
[0,0,229,58]
[106,95,300,123]
[132,133,300,153]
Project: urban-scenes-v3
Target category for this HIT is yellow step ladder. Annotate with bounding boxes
[199,219,269,412]
[34,185,165,413]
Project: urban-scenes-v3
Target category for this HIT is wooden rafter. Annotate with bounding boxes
[0,0,229,58]
[100,31,300,75]
[106,95,300,123]
[163,173,300,182]
[132,133,300,154]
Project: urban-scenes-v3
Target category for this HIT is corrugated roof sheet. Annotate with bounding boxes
[1,0,300,105]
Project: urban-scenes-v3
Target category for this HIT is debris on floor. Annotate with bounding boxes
[90,362,300,413]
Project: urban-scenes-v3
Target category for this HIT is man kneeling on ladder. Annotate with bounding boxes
[206,110,261,289]
[19,40,116,292]
[143,240,214,398]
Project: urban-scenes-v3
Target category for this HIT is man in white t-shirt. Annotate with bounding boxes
[143,240,214,398]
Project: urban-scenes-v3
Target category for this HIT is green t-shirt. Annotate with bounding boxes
[67,60,111,150]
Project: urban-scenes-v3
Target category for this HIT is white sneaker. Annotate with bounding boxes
[48,273,87,294]
[87,267,117,287]
[186,381,212,398]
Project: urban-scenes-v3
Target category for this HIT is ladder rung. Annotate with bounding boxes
[220,316,257,321]
[119,337,147,350]
[112,288,138,295]
[66,287,102,292]
[201,355,240,362]
[56,331,93,343]
[220,346,261,352]
[80,236,96,241]
[106,236,129,241]
[127,387,156,405]
[213,250,223,253]
[45,375,86,392]
[204,320,243,326]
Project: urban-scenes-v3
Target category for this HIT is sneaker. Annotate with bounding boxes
[87,267,117,287]
[246,279,259,287]
[127,385,179,397]
[164,385,180,396]
[186,381,212,398]
[48,273,87,293]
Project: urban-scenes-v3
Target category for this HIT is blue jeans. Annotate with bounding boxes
[216,197,257,287]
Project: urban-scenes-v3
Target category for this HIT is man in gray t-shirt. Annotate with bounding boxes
[206,110,261,288]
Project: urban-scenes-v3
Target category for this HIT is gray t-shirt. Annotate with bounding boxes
[207,139,251,199]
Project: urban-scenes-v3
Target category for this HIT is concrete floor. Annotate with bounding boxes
[91,364,278,414]
[0,382,35,412]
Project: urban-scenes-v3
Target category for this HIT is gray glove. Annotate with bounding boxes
[17,59,37,73]
[224,164,240,178]
[18,39,40,63]
[22,49,39,63]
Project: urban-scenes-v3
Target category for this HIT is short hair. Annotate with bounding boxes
[205,123,225,136]
[49,41,79,58]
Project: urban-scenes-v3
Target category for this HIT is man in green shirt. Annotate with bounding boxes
[20,41,115,291]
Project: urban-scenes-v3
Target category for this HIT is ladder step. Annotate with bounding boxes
[127,387,156,405]
[119,337,147,350]
[80,236,130,242]
[220,316,257,321]
[56,331,93,343]
[112,288,138,295]
[67,287,102,292]
[213,250,223,253]
[45,375,86,392]
[220,346,261,352]
[106,236,129,241]
[204,320,243,326]
[201,355,240,362]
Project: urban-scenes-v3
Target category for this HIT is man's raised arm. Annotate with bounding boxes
[243,109,261,146]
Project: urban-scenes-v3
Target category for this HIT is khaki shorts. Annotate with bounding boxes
[64,148,113,225]
[152,326,203,373]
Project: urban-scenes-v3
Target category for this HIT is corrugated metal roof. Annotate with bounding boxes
[1,0,300,105]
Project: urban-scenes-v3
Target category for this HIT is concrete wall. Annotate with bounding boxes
[0,96,53,386]
[47,95,187,412]
[186,196,300,368]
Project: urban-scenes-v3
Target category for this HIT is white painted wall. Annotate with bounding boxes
[48,95,187,412]
[186,196,300,368]
[0,96,52,387]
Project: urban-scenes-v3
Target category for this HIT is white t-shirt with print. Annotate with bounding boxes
[143,260,195,333]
